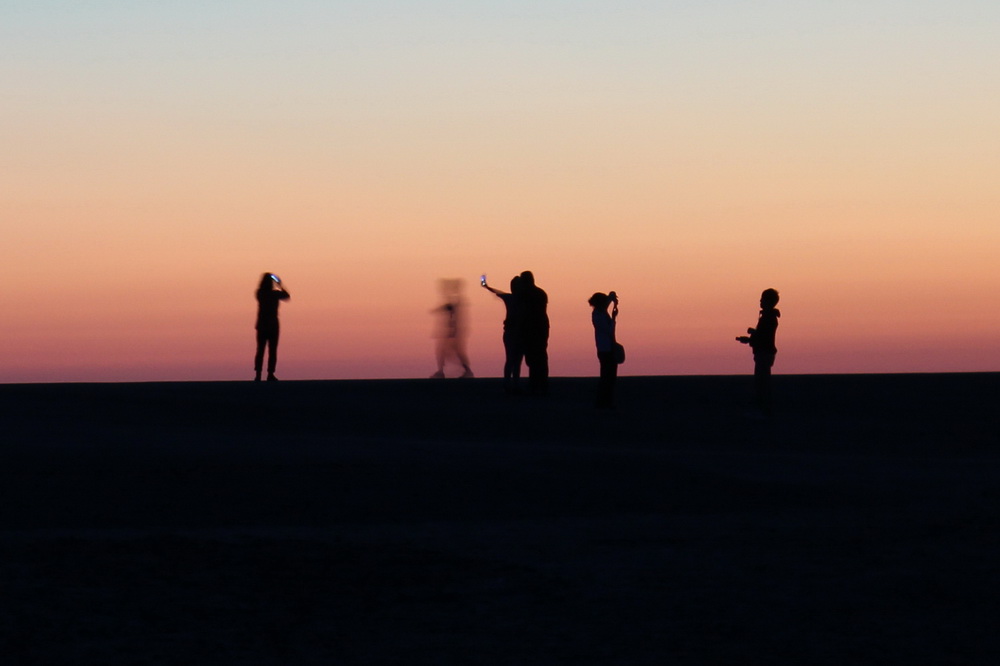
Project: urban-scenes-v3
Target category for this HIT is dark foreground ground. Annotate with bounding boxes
[1,374,998,664]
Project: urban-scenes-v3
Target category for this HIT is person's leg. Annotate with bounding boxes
[502,340,514,383]
[523,343,536,389]
[608,351,618,404]
[431,339,447,378]
[596,351,616,408]
[753,355,774,415]
[524,343,546,394]
[266,328,280,379]
[503,336,522,392]
[456,341,473,378]
[254,329,267,381]
[535,345,549,395]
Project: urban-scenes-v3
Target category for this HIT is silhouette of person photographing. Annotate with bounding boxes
[519,271,549,395]
[254,273,290,382]
[589,291,619,409]
[431,279,474,379]
[736,288,780,416]
[482,274,524,394]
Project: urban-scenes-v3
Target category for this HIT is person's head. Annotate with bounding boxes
[519,271,535,287]
[510,275,521,293]
[588,292,610,308]
[259,273,275,290]
[760,288,779,309]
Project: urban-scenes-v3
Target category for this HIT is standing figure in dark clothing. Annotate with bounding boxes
[589,291,619,409]
[736,288,780,415]
[519,270,550,395]
[255,272,291,382]
[482,275,524,394]
[431,279,474,379]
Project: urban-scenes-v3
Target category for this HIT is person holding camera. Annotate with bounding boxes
[482,275,525,393]
[254,272,290,382]
[589,291,619,409]
[736,288,780,415]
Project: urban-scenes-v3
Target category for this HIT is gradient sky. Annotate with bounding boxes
[3,1,999,382]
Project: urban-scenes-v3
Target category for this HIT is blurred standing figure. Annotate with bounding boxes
[482,275,524,394]
[432,279,474,379]
[519,271,550,395]
[736,288,780,416]
[255,273,290,382]
[589,291,619,409]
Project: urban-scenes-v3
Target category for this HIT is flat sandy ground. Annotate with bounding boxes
[1,374,998,664]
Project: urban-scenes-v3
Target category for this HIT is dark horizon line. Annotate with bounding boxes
[2,370,998,387]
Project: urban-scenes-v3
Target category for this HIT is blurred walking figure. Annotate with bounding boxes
[519,271,550,395]
[254,272,290,382]
[482,275,524,394]
[736,288,780,416]
[589,291,619,409]
[431,279,474,379]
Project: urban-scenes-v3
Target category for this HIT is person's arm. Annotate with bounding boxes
[269,275,290,300]
[482,282,509,297]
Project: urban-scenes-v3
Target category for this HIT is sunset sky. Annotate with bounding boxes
[3,1,999,382]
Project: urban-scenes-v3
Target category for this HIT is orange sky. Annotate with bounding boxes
[3,2,999,382]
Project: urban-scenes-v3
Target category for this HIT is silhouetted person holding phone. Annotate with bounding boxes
[589,291,619,409]
[431,279,474,379]
[519,271,549,395]
[482,275,524,394]
[736,288,780,416]
[255,273,290,382]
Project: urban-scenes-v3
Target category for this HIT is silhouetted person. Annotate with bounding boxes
[589,291,619,409]
[482,275,524,393]
[518,271,550,395]
[431,279,474,379]
[255,273,290,382]
[736,288,780,416]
